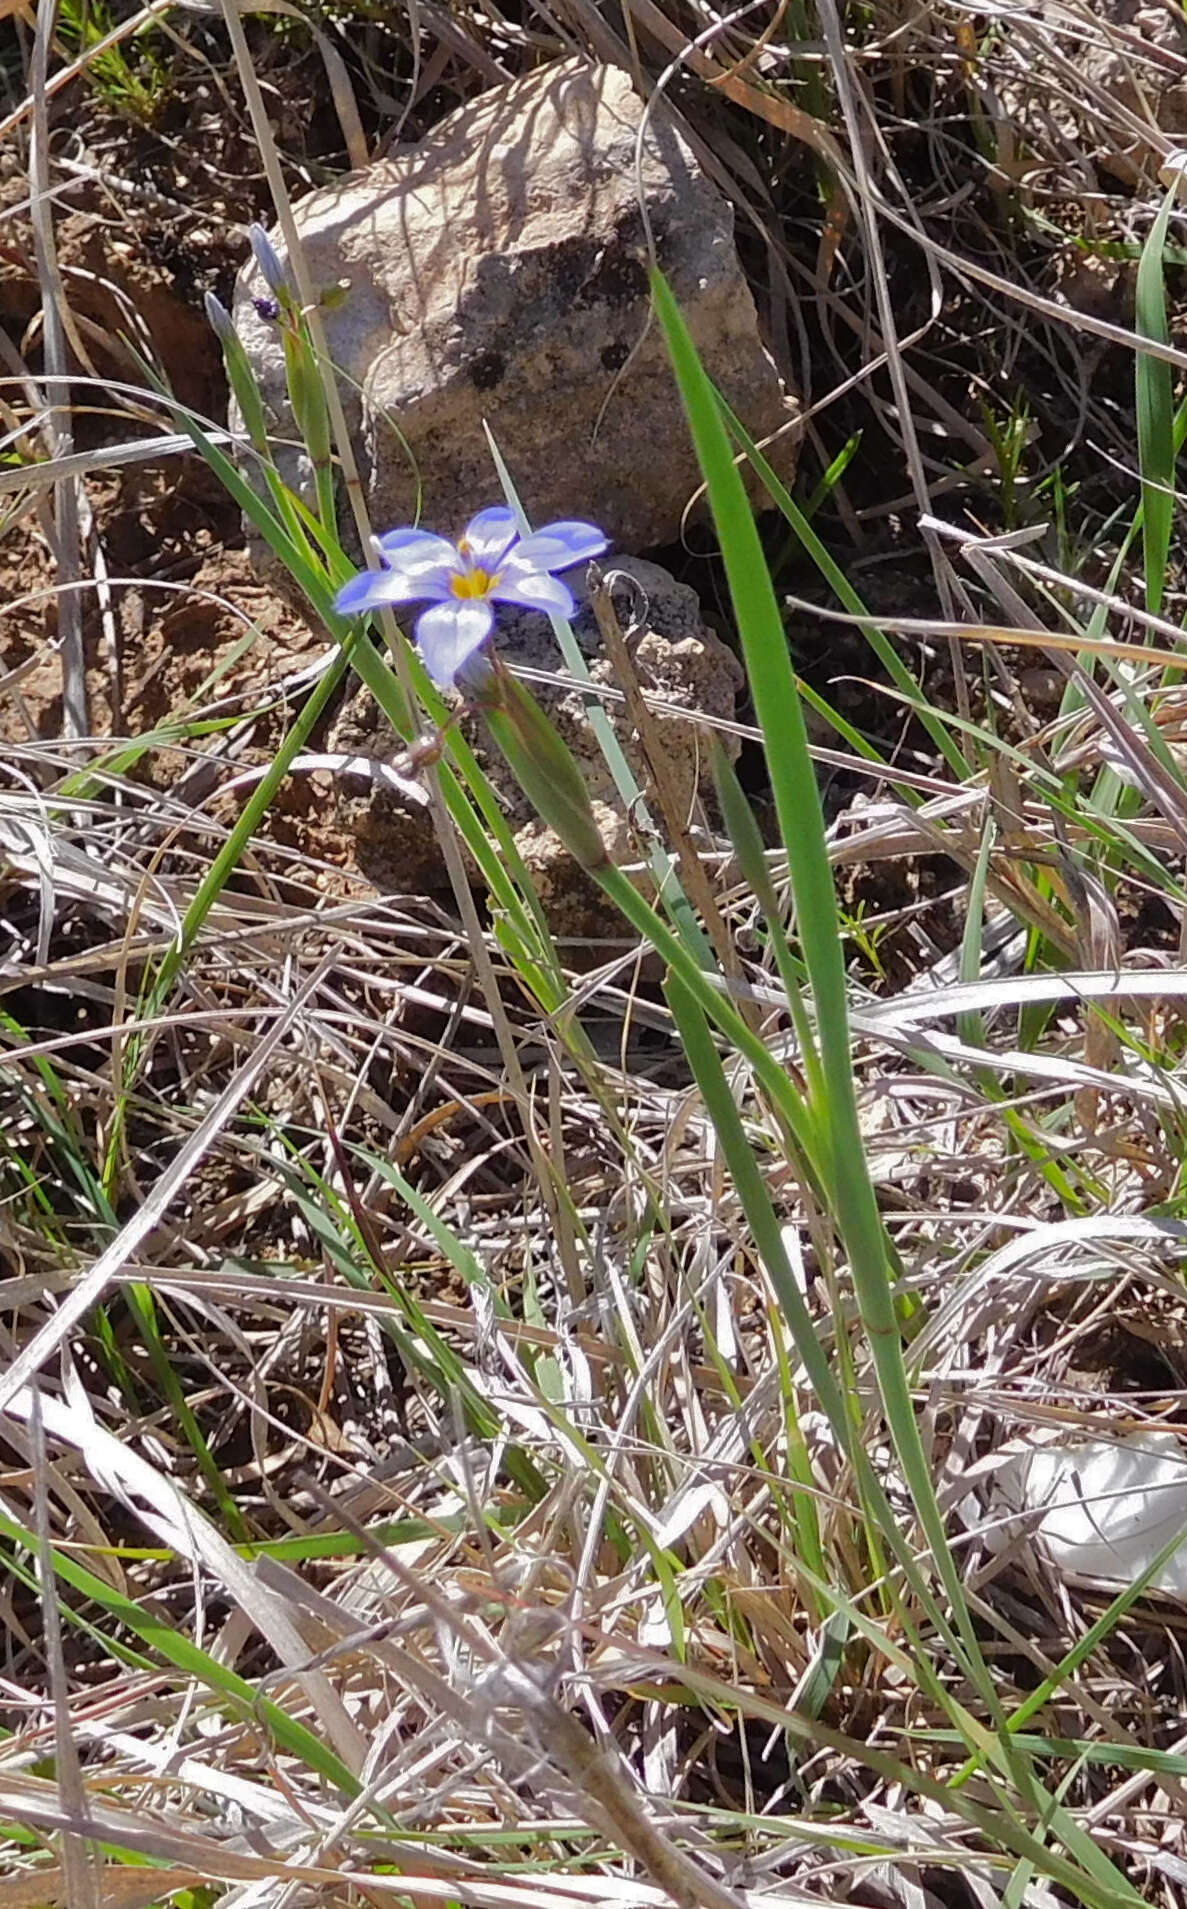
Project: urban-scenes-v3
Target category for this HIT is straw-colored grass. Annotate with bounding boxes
[5,2,1187,1907]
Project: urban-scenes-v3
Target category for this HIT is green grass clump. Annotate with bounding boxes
[54,0,170,122]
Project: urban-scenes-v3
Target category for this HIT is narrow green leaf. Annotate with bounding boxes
[1135,179,1178,615]
[0,1509,358,1795]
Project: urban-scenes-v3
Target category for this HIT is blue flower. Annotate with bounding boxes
[334,506,608,687]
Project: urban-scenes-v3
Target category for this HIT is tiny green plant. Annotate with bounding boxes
[54,0,168,122]
[1135,167,1181,617]
[979,390,1035,532]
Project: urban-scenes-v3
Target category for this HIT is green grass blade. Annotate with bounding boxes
[649,267,889,1279]
[713,394,970,778]
[648,271,1147,1882]
[0,1507,359,1795]
[1135,179,1178,616]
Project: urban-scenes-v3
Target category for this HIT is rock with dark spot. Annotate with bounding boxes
[233,59,797,550]
[470,350,505,392]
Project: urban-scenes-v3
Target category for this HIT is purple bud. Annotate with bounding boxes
[203,290,235,342]
[248,222,290,298]
[252,295,281,323]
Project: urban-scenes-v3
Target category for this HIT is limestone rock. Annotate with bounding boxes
[327,558,743,935]
[233,59,796,551]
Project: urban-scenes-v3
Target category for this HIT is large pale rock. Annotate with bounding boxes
[327,558,743,937]
[233,59,796,550]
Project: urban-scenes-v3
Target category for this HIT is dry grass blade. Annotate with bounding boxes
[27,0,86,739]
[4,1376,367,1770]
[8,1,1187,1904]
[27,1388,100,1909]
[0,953,334,1416]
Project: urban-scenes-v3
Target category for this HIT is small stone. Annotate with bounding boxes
[232,58,797,551]
[999,0,1187,186]
[481,557,743,825]
[326,557,743,938]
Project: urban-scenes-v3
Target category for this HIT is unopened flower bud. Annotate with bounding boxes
[481,670,608,873]
[248,222,290,298]
[203,290,235,342]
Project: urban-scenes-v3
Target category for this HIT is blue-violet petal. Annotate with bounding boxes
[415,598,495,686]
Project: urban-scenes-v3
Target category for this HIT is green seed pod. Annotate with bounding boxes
[477,667,608,874]
[711,736,781,918]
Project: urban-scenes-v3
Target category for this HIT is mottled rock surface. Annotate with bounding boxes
[234,58,796,551]
[1000,1,1187,185]
[1078,0,1187,178]
[327,558,743,936]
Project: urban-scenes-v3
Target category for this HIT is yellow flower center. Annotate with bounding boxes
[451,567,498,599]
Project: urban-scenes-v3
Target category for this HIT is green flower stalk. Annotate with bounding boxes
[204,292,269,457]
[282,319,335,534]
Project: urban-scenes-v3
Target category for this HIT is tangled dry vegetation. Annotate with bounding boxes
[6,2,1187,1907]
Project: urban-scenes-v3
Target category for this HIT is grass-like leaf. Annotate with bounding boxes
[1135,179,1178,616]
